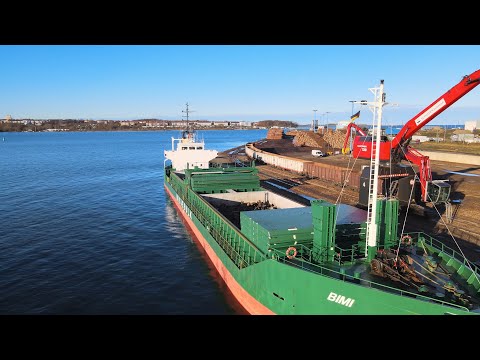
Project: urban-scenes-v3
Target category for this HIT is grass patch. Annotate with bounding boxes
[412,142,480,155]
[406,129,480,155]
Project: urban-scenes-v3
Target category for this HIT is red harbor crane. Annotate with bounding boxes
[351,69,480,206]
[342,121,367,155]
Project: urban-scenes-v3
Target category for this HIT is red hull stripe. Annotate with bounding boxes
[164,184,275,315]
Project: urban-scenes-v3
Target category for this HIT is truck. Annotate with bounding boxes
[311,149,325,157]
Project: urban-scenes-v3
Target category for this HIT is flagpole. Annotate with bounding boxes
[349,101,355,156]
[348,110,361,156]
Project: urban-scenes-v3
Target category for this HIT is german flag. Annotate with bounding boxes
[350,110,360,121]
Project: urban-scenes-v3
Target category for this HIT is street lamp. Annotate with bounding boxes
[321,113,326,134]
[325,111,331,131]
[313,109,318,133]
[349,100,355,115]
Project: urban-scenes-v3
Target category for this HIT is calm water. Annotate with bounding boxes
[0,129,267,314]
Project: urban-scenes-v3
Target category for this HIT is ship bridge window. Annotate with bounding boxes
[189,147,196,150]
[196,146,203,150]
[181,146,188,150]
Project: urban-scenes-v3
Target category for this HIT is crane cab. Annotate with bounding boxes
[426,180,451,204]
[352,135,392,162]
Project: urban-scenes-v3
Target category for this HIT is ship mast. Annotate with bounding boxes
[182,102,195,135]
[354,80,388,260]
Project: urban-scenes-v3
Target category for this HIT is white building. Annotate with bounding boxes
[335,120,350,130]
[464,120,480,131]
[412,135,432,143]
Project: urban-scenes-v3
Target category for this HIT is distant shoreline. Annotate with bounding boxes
[0,127,266,133]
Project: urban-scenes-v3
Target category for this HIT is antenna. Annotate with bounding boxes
[182,102,195,132]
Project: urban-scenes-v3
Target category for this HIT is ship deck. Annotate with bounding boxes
[204,191,480,311]
[166,166,480,314]
[274,240,480,312]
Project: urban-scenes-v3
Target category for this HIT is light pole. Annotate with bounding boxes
[325,111,331,131]
[349,100,355,115]
[313,109,318,133]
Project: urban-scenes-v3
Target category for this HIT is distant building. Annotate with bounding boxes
[335,121,350,130]
[464,120,480,131]
[451,133,476,143]
[5,115,12,121]
[451,129,475,142]
[195,120,211,127]
[411,135,432,143]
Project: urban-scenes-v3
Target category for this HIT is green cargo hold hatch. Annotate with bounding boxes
[240,207,314,253]
[240,204,367,253]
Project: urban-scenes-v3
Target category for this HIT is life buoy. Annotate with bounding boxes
[401,234,412,246]
[286,246,297,259]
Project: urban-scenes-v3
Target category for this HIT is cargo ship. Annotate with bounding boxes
[164,97,480,315]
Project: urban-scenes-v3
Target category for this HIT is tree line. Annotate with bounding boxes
[255,120,298,128]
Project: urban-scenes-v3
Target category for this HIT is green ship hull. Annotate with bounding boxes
[164,165,480,315]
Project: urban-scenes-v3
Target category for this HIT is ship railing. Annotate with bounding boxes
[270,243,314,263]
[269,247,471,312]
[408,232,480,275]
[206,223,261,269]
[192,203,265,268]
[169,175,266,269]
[334,244,360,264]
[407,231,480,291]
[270,243,362,267]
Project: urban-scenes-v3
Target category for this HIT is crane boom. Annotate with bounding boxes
[353,69,480,205]
[391,69,480,149]
[342,122,366,154]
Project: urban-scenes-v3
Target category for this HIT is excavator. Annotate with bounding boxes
[347,69,480,208]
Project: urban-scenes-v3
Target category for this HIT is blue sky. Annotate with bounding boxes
[0,45,479,126]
